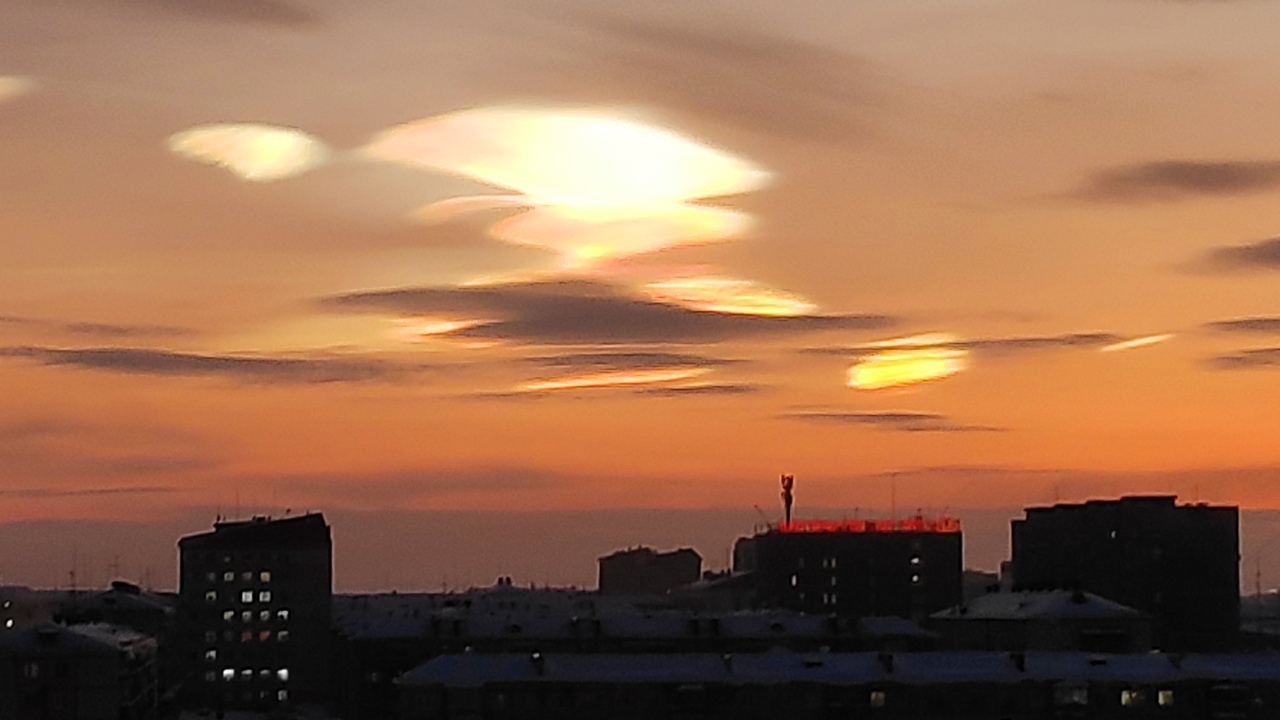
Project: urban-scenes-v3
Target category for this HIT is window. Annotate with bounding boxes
[204,670,217,682]
[240,669,252,681]
[205,590,217,602]
[241,590,254,604]
[277,609,290,621]
[259,630,272,642]
[260,570,272,583]
[909,555,921,566]
[223,610,235,622]
[911,574,921,584]
[790,574,798,587]
[1157,690,1174,707]
[258,590,272,603]
[830,576,837,587]
[869,690,886,708]
[277,689,289,702]
[206,572,217,582]
[241,611,252,623]
[221,555,231,564]
[23,662,40,679]
[222,571,234,582]
[205,649,218,661]
[259,668,272,679]
[797,557,805,569]
[277,630,289,642]
[205,631,217,643]
[4,618,13,629]
[277,668,289,682]
[241,630,252,642]
[242,571,254,582]
[2,600,10,609]
[1120,689,1142,707]
[222,668,234,681]
[259,610,271,622]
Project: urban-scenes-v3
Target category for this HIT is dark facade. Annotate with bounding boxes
[598,547,701,595]
[752,517,963,619]
[177,513,332,711]
[1010,495,1239,651]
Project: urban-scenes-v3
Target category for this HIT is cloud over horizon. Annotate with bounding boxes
[1197,238,1280,273]
[781,410,1005,433]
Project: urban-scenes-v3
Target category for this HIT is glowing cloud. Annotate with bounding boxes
[644,276,818,317]
[1100,334,1174,353]
[390,317,492,342]
[167,124,328,182]
[517,367,709,393]
[365,108,770,207]
[847,346,968,390]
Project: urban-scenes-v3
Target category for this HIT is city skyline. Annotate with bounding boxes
[3,1,1280,589]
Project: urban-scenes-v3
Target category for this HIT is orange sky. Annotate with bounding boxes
[2,0,1280,589]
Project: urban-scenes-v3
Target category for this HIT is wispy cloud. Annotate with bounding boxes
[1208,347,1280,370]
[0,316,196,339]
[525,351,735,371]
[635,382,763,397]
[0,346,405,384]
[118,0,318,27]
[803,332,1121,357]
[1077,160,1280,201]
[781,411,1005,433]
[1196,238,1280,273]
[0,485,181,499]
[500,12,878,142]
[1205,317,1280,335]
[322,281,894,345]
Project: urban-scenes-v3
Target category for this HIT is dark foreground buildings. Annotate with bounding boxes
[177,513,332,711]
[1011,495,1239,650]
[746,516,963,619]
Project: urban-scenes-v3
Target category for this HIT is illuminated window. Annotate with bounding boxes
[790,574,798,587]
[1120,689,1141,707]
[259,590,272,603]
[4,619,13,629]
[259,610,271,622]
[2,601,10,609]
[259,630,271,641]
[222,668,234,681]
[205,590,217,602]
[277,630,289,642]
[241,590,254,604]
[240,669,252,681]
[223,610,234,622]
[259,668,272,679]
[223,571,234,582]
[910,555,921,566]
[830,576,837,587]
[277,668,289,682]
[260,571,271,583]
[1157,690,1174,707]
[869,690,886,707]
[911,574,921,584]
[1054,685,1088,706]
[277,609,290,621]
[277,689,289,702]
[221,555,231,564]
[205,649,217,661]
[241,611,252,623]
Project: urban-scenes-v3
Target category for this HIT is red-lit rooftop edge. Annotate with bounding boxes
[774,515,962,534]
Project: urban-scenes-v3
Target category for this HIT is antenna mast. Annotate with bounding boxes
[780,474,795,528]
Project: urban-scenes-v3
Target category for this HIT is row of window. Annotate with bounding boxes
[215,667,290,682]
[222,608,290,623]
[205,590,274,603]
[207,570,272,583]
[204,629,289,650]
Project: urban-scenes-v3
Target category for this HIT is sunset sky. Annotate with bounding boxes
[3,0,1280,591]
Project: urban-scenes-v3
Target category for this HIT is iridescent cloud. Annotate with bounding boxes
[643,276,818,317]
[1100,334,1174,353]
[517,367,710,393]
[846,346,968,390]
[365,107,770,268]
[167,124,328,182]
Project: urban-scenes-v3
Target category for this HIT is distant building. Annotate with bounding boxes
[0,622,158,720]
[928,590,1153,652]
[598,547,701,595]
[750,516,963,619]
[0,587,70,633]
[1010,495,1239,650]
[177,513,332,711]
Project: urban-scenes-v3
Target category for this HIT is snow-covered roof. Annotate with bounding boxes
[931,590,1144,621]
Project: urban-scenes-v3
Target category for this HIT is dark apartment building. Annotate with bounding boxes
[751,516,963,619]
[177,513,332,711]
[1010,495,1239,651]
[598,547,702,595]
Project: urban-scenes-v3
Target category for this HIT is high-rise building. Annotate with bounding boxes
[177,514,332,711]
[750,516,963,619]
[1010,495,1239,650]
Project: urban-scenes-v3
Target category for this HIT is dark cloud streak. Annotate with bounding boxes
[1077,160,1280,202]
[781,411,1005,433]
[1197,238,1280,273]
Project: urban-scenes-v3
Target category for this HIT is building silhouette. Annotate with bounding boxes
[177,513,332,711]
[749,516,963,619]
[1010,495,1239,651]
[598,547,701,595]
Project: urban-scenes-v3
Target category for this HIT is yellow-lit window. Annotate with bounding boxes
[1157,690,1174,707]
[870,690,886,707]
[260,571,272,583]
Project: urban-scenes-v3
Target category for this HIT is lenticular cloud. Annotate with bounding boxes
[167,124,328,182]
[364,107,771,269]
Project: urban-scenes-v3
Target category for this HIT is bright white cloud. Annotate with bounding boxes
[167,124,328,182]
[1100,334,1174,353]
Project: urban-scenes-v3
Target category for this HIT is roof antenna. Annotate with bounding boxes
[780,474,795,528]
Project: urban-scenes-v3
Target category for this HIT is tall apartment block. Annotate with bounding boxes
[177,513,332,711]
